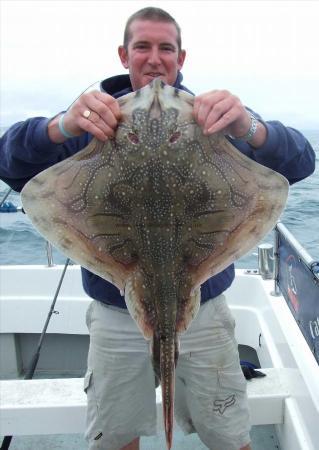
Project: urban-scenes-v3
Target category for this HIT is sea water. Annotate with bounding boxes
[0,130,318,267]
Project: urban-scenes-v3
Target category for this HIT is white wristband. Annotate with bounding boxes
[58,113,76,139]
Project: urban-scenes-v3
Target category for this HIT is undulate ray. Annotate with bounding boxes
[21,79,289,449]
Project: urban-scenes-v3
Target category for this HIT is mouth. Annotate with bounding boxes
[145,73,165,78]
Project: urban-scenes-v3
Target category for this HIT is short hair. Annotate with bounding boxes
[123,7,182,52]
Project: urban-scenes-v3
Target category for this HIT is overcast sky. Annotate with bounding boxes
[1,0,318,128]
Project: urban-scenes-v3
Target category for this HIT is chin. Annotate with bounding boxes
[144,74,168,85]
[132,75,172,90]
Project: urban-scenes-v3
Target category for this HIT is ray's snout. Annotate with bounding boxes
[149,95,162,119]
[148,79,166,118]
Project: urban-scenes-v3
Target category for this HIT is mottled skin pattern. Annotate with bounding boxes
[21,79,288,449]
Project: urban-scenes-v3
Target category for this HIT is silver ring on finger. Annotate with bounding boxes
[83,109,91,119]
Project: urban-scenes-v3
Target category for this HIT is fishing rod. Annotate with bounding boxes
[0,187,12,208]
[1,257,70,450]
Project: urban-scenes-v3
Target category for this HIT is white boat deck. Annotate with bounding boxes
[0,426,281,450]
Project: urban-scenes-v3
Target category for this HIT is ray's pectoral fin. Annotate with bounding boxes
[64,137,107,162]
[21,137,134,291]
[124,270,156,339]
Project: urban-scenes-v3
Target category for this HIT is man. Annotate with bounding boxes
[0,7,315,450]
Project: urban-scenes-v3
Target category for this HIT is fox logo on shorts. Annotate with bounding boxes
[213,394,236,415]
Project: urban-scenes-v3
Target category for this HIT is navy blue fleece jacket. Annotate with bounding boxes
[0,73,316,308]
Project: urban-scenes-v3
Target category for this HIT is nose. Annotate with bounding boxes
[148,47,161,66]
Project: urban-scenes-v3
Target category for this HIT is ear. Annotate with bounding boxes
[177,49,186,71]
[118,46,129,69]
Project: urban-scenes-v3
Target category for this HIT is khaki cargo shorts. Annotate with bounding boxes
[84,295,251,450]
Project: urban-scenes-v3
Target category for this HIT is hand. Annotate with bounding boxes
[61,91,121,142]
[193,90,252,138]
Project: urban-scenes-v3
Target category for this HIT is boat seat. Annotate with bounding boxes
[0,368,291,436]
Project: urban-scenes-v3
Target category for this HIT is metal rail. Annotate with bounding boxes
[256,222,318,295]
[276,222,319,281]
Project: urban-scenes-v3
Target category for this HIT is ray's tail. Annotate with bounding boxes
[153,332,179,450]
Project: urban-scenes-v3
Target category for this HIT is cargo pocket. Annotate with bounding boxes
[214,367,249,420]
[83,370,104,444]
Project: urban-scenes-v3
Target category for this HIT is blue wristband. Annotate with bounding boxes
[58,113,76,139]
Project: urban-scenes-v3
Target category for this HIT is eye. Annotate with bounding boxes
[128,132,139,145]
[160,44,176,52]
[169,131,181,144]
[133,43,149,51]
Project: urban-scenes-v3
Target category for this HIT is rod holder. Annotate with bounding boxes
[46,241,54,267]
[258,243,274,280]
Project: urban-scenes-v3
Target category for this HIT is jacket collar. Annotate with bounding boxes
[100,72,193,98]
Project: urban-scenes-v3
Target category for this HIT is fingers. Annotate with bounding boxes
[85,91,121,130]
[64,91,122,142]
[193,90,220,129]
[194,92,234,134]
[193,90,249,136]
[205,98,239,134]
[78,110,115,142]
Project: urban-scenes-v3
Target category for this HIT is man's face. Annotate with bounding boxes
[118,19,186,90]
